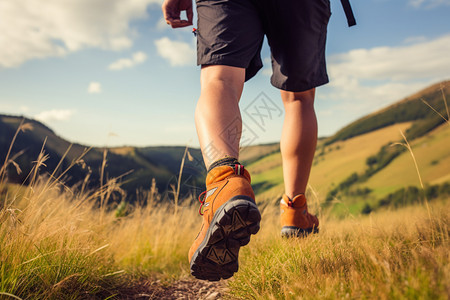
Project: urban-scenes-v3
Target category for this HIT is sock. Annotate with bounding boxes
[207,157,240,173]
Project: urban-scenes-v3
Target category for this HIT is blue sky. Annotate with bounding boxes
[0,0,449,148]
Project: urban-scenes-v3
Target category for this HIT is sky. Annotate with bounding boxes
[0,0,449,148]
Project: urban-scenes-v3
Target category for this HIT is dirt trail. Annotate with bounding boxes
[118,279,228,299]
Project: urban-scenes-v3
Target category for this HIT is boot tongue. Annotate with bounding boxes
[206,165,251,185]
[281,194,306,208]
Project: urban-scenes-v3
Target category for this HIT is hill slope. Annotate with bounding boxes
[326,81,449,144]
[0,115,278,202]
[0,115,206,200]
[247,80,450,215]
[1,81,449,208]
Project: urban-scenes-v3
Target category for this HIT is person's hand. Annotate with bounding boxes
[162,0,193,28]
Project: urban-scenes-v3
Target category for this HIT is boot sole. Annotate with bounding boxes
[281,226,319,238]
[190,195,261,281]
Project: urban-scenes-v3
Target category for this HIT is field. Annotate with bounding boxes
[1,165,449,299]
[362,122,450,197]
[247,121,450,217]
[1,82,449,299]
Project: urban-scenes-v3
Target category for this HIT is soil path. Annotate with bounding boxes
[118,279,228,299]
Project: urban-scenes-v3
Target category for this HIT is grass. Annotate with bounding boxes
[248,119,450,215]
[0,125,199,298]
[1,109,449,298]
[229,201,449,299]
[229,88,450,299]
[0,176,199,299]
[1,173,448,299]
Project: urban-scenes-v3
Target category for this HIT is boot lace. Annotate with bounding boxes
[198,190,207,215]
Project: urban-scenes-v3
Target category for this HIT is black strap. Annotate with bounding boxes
[340,0,356,27]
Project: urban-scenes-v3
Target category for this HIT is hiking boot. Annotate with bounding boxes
[280,194,319,238]
[189,164,261,281]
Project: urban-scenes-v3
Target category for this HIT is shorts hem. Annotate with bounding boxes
[271,77,329,92]
[197,57,247,69]
[198,56,262,82]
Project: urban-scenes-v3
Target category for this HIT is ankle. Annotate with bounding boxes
[284,193,305,201]
[207,156,240,173]
[283,193,307,207]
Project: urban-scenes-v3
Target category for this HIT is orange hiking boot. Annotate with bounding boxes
[280,194,319,238]
[189,164,261,281]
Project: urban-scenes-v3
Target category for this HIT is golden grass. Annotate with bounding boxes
[229,200,450,299]
[0,177,199,299]
[1,157,449,299]
[1,115,449,299]
[0,127,199,298]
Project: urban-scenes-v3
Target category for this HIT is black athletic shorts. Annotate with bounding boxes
[196,0,331,92]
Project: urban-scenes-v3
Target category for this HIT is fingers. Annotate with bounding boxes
[168,19,193,28]
[163,11,193,28]
[162,0,193,28]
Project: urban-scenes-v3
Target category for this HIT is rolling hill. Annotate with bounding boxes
[1,80,449,212]
[247,80,450,215]
[0,115,207,202]
[0,115,278,203]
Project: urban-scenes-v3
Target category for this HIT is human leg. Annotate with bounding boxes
[195,65,245,169]
[259,0,329,237]
[279,88,319,237]
[280,88,317,199]
[190,0,266,280]
[190,65,261,280]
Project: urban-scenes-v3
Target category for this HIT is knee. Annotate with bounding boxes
[281,88,315,108]
[200,65,245,99]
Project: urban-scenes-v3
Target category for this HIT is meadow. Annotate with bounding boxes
[1,82,449,299]
[0,145,448,299]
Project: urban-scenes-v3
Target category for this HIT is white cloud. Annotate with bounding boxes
[88,82,102,94]
[0,0,162,68]
[328,35,450,82]
[35,109,75,122]
[409,0,450,8]
[108,51,147,70]
[155,37,196,66]
[326,34,450,102]
[316,34,450,127]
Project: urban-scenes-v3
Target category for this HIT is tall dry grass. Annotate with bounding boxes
[229,198,449,299]
[0,124,200,299]
[1,92,449,299]
[228,85,450,299]
[0,170,199,299]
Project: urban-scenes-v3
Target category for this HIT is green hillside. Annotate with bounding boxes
[247,81,450,216]
[326,81,449,144]
[362,124,450,195]
[0,115,205,201]
[0,115,279,203]
[1,81,449,211]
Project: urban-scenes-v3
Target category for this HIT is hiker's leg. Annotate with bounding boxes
[280,88,317,198]
[195,65,246,169]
